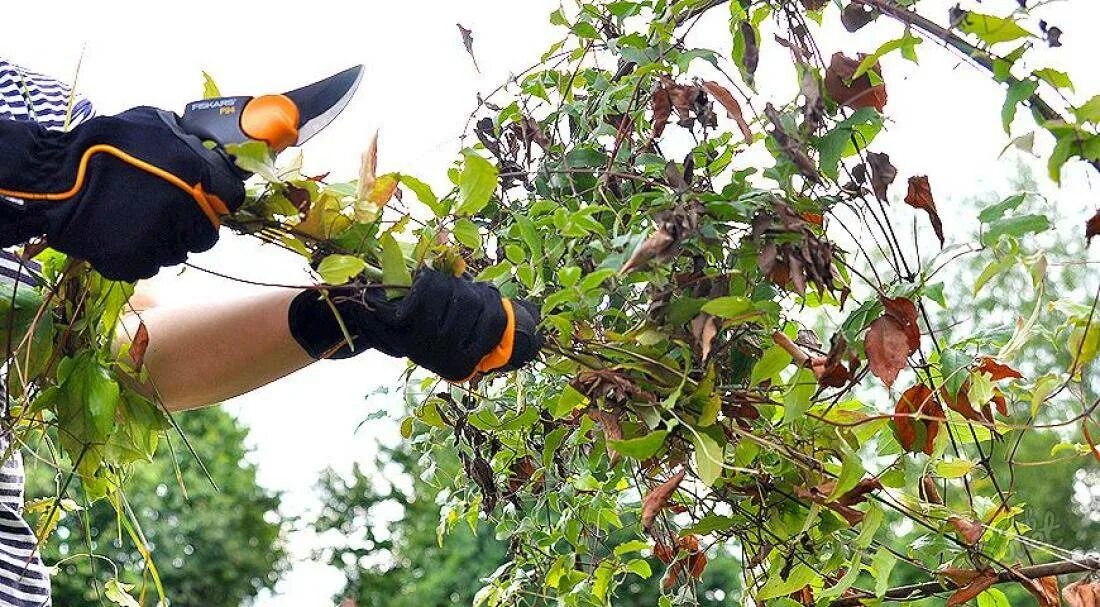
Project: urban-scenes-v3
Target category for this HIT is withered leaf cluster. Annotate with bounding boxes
[619,202,702,275]
[656,534,708,590]
[651,76,717,138]
[753,202,841,297]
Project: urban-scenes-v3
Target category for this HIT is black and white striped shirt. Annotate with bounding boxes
[0,57,96,607]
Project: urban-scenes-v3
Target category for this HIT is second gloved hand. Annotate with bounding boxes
[289,268,542,381]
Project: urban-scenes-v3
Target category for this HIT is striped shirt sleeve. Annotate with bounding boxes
[0,58,96,131]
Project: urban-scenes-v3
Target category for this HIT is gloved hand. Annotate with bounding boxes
[288,268,543,381]
[0,106,245,281]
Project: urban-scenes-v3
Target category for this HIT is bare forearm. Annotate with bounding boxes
[119,289,315,412]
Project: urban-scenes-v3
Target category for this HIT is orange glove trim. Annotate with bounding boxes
[454,298,516,382]
[0,144,226,227]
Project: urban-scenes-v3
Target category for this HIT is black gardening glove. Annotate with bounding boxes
[289,268,542,381]
[0,106,245,281]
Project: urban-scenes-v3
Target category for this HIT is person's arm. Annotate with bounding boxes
[118,289,314,412]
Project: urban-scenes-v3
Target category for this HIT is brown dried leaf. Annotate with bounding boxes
[835,477,882,506]
[940,384,987,423]
[801,0,828,9]
[739,21,760,81]
[1011,568,1060,607]
[356,131,379,202]
[905,175,945,247]
[867,152,897,201]
[688,551,708,580]
[866,316,911,388]
[1087,209,1100,246]
[978,357,1024,381]
[949,516,985,545]
[653,542,676,564]
[764,103,821,183]
[456,24,480,72]
[662,561,684,590]
[882,296,921,351]
[894,384,942,455]
[588,409,624,466]
[824,52,888,112]
[129,322,150,372]
[946,569,999,607]
[1063,579,1099,607]
[920,474,943,504]
[691,313,720,361]
[841,3,880,31]
[701,81,753,144]
[641,468,687,532]
[620,227,676,275]
[651,88,673,138]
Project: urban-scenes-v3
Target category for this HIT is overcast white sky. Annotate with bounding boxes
[3,0,1098,605]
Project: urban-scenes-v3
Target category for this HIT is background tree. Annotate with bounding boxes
[25,408,288,607]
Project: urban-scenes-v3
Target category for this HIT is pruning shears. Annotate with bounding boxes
[179,65,364,155]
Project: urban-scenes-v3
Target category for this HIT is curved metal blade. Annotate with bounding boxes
[285,65,364,145]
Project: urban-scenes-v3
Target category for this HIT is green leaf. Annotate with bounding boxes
[453,218,482,249]
[624,559,652,579]
[613,539,651,557]
[974,256,1013,295]
[201,72,221,99]
[607,430,669,460]
[978,194,1026,223]
[1029,373,1060,417]
[691,430,723,486]
[981,213,1050,245]
[592,560,614,604]
[1033,68,1073,91]
[551,385,588,419]
[751,345,792,387]
[940,348,971,397]
[1002,79,1038,134]
[1075,95,1100,124]
[64,356,120,440]
[819,552,863,599]
[456,151,498,216]
[558,266,581,288]
[977,588,1012,607]
[756,564,817,601]
[317,254,367,285]
[856,503,884,548]
[959,13,1032,45]
[871,548,897,598]
[225,141,278,182]
[580,268,616,291]
[700,296,762,323]
[935,457,976,478]
[400,175,448,217]
[827,447,865,500]
[782,367,816,425]
[105,578,141,607]
[1068,319,1099,381]
[854,30,922,78]
[379,234,412,297]
[684,514,738,535]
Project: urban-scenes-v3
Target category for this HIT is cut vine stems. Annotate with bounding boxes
[831,556,1100,606]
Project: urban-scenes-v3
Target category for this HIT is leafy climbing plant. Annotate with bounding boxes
[4,0,1100,605]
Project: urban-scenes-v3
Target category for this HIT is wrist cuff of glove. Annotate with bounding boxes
[452,298,517,382]
[288,289,363,360]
